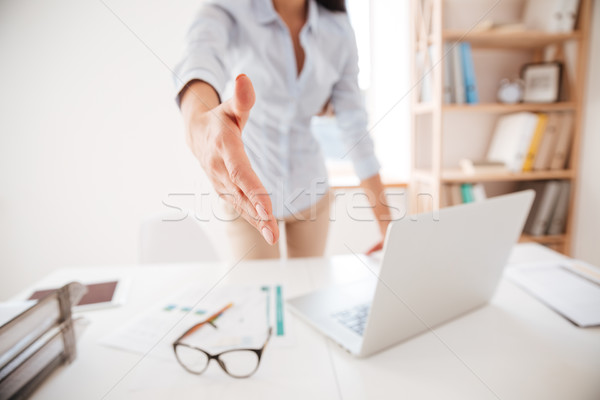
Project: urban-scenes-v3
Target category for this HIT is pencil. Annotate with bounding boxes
[186,302,234,335]
[207,302,234,324]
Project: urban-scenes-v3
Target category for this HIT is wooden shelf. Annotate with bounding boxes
[442,30,582,49]
[408,0,593,256]
[520,234,567,245]
[444,102,576,113]
[413,103,434,114]
[328,163,408,189]
[413,102,576,114]
[413,169,575,183]
[442,169,575,182]
[412,169,435,183]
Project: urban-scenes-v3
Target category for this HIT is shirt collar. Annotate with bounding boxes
[306,0,318,31]
[253,0,319,31]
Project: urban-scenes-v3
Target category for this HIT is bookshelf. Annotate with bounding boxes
[408,0,593,255]
[414,102,577,114]
[442,30,582,48]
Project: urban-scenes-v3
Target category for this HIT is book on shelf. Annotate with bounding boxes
[533,113,562,171]
[450,183,487,205]
[520,180,563,236]
[460,42,479,104]
[486,112,539,172]
[459,159,508,174]
[522,113,548,171]
[549,112,574,170]
[449,184,463,206]
[451,44,466,104]
[442,43,454,104]
[548,181,571,235]
[420,42,478,105]
[522,0,581,33]
[460,183,474,203]
[485,112,572,173]
[443,42,477,105]
[417,46,433,103]
[560,0,581,32]
[441,185,451,207]
[471,184,487,202]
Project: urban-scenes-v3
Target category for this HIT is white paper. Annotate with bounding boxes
[507,260,600,327]
[99,284,290,361]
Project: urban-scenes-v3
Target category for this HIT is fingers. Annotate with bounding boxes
[226,178,279,246]
[229,203,277,245]
[221,74,255,130]
[366,241,384,255]
[210,159,279,245]
[220,134,279,243]
[232,74,255,114]
[221,180,278,245]
[218,183,278,245]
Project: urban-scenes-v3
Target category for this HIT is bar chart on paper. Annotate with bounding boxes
[99,284,292,360]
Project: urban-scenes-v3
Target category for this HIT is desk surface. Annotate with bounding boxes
[12,244,600,400]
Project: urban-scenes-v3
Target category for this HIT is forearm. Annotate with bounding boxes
[180,80,220,126]
[359,173,391,237]
[179,80,222,155]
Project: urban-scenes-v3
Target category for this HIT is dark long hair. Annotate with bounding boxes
[315,0,346,12]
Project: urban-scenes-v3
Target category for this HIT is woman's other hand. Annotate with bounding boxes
[181,75,279,245]
[365,241,384,255]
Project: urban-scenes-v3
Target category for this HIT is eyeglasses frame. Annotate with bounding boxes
[173,320,273,379]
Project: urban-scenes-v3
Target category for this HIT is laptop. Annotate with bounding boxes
[287,190,535,357]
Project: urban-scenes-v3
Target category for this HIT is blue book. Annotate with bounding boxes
[460,42,479,104]
[461,183,474,203]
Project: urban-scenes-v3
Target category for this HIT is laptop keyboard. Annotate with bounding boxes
[332,303,371,336]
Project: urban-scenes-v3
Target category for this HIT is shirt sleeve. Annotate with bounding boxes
[330,22,381,181]
[173,4,234,107]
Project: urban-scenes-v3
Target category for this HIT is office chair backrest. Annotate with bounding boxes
[139,214,220,264]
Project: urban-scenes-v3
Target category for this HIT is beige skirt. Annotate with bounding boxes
[220,191,332,260]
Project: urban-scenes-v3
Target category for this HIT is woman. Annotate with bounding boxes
[175,0,390,260]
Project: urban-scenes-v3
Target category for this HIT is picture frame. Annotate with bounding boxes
[521,62,563,103]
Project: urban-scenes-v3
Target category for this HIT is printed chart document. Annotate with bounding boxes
[100,284,289,360]
[507,260,600,327]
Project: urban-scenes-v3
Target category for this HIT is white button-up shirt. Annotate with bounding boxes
[174,0,380,218]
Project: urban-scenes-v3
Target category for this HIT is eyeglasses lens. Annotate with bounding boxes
[218,350,260,378]
[175,345,210,374]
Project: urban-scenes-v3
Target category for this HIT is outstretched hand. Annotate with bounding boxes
[185,74,279,245]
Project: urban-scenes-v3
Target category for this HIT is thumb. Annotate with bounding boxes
[224,74,255,130]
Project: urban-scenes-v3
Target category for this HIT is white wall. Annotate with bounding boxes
[369,0,411,180]
[0,0,204,299]
[0,0,598,301]
[573,2,600,266]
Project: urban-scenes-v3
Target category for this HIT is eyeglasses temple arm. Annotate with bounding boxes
[262,326,273,348]
[173,303,233,344]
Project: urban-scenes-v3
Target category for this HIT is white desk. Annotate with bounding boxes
[11,244,600,400]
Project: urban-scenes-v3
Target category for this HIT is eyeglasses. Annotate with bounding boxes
[173,317,272,379]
